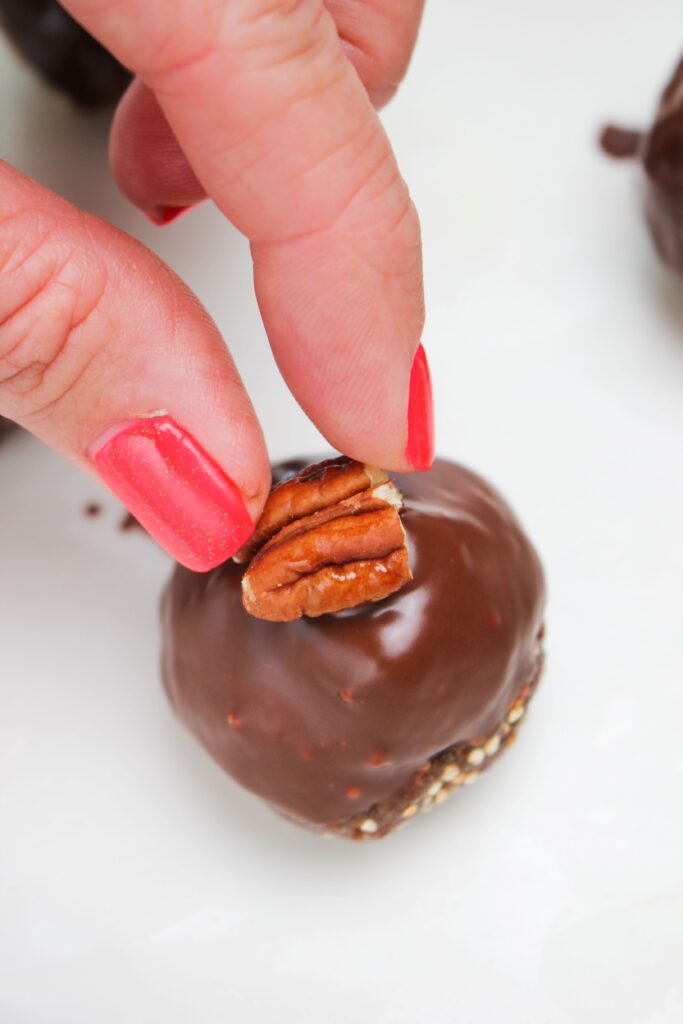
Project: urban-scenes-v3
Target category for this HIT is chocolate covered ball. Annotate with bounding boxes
[601,56,683,274]
[162,458,546,840]
[0,0,131,109]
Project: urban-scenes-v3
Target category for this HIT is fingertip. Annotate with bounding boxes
[110,79,206,216]
[252,214,425,474]
[89,415,260,571]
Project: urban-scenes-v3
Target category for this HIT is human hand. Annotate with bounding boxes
[0,0,433,571]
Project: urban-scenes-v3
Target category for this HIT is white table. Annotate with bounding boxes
[1,3,682,1021]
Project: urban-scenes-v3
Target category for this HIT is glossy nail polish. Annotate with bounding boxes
[146,205,194,226]
[90,416,253,571]
[405,344,435,471]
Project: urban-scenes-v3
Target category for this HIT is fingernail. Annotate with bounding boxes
[405,344,435,471]
[89,416,253,571]
[146,204,194,226]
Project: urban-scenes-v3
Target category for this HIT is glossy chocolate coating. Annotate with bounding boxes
[602,57,683,273]
[643,58,683,272]
[162,459,545,830]
[0,0,131,109]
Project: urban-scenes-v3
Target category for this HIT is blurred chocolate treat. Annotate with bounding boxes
[599,125,643,160]
[0,416,16,442]
[602,56,683,273]
[0,0,131,109]
[162,456,546,841]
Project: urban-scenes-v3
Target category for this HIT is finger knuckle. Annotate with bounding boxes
[0,212,106,422]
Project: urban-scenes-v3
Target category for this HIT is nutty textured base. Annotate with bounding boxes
[322,629,544,841]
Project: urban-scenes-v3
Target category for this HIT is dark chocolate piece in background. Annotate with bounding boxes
[0,416,16,442]
[602,56,683,274]
[643,58,683,273]
[599,125,643,160]
[0,0,131,109]
[162,458,546,840]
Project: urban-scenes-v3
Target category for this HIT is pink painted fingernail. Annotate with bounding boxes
[146,204,194,226]
[405,344,435,471]
[89,416,253,572]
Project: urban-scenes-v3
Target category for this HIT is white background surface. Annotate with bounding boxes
[1,3,683,1022]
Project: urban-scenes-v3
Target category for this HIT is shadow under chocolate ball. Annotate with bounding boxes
[161,458,546,840]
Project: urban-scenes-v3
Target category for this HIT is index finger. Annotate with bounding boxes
[61,0,433,471]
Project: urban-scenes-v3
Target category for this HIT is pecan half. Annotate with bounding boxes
[234,456,388,564]
[241,459,412,622]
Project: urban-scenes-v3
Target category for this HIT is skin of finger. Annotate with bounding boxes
[62,0,425,469]
[0,160,270,517]
[326,0,426,107]
[110,79,206,212]
[252,196,425,469]
[110,0,425,213]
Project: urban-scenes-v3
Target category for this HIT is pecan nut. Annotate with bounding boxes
[234,455,388,564]
[241,458,412,622]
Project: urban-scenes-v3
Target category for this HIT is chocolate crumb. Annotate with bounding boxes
[83,502,101,518]
[119,511,142,533]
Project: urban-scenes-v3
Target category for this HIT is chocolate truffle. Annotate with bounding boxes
[601,56,683,273]
[162,458,546,840]
[0,0,131,109]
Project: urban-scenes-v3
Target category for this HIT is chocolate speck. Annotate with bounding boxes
[119,511,142,533]
[83,502,101,518]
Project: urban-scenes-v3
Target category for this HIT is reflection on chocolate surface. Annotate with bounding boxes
[0,0,131,109]
[603,57,683,273]
[162,458,546,840]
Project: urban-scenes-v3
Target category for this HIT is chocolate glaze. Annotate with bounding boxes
[603,57,683,273]
[0,0,131,109]
[162,459,545,831]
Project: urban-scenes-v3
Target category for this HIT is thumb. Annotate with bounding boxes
[0,161,268,570]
